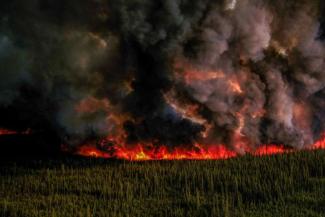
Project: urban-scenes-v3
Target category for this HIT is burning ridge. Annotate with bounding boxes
[0,0,324,159]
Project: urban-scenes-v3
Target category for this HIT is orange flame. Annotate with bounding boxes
[76,146,111,158]
[75,134,325,161]
[253,145,288,156]
[309,134,325,150]
[77,143,237,160]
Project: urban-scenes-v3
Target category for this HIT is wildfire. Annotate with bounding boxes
[74,134,325,161]
[253,145,287,156]
[0,128,31,136]
[77,143,237,160]
[77,145,111,158]
[309,134,325,150]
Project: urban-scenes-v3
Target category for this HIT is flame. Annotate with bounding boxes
[0,128,31,136]
[309,134,325,150]
[253,145,287,156]
[75,142,291,161]
[77,143,237,160]
[74,133,325,161]
[77,145,111,158]
[71,61,325,161]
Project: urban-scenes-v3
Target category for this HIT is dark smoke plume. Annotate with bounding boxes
[0,0,324,152]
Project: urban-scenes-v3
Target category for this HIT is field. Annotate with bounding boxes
[1,151,325,217]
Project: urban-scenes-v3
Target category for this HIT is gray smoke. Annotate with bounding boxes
[179,0,324,148]
[0,0,323,151]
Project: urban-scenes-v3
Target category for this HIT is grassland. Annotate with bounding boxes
[1,151,325,217]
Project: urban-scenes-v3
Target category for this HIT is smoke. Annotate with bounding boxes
[0,35,30,106]
[225,0,237,11]
[0,0,324,151]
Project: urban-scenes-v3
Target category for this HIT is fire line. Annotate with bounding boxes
[75,134,325,161]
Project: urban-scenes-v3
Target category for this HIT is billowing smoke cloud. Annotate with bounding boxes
[0,0,324,151]
[177,0,325,149]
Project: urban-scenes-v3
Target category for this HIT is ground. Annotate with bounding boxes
[1,151,325,217]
